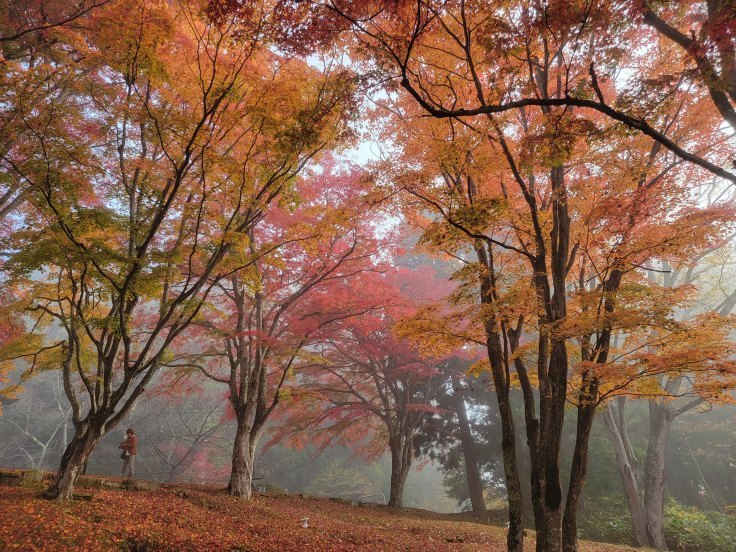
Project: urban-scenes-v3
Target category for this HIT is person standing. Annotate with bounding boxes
[119,428,138,478]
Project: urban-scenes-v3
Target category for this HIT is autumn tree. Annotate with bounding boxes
[194,5,734,538]
[269,268,451,508]
[640,0,736,130]
[311,0,735,182]
[376,39,734,546]
[310,3,734,545]
[171,162,391,498]
[0,1,119,229]
[0,0,355,500]
[182,7,736,542]
[601,228,736,548]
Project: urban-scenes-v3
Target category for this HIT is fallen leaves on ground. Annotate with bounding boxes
[0,482,638,551]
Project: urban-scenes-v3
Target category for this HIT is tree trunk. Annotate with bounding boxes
[44,422,104,500]
[644,402,673,550]
[509,330,545,544]
[227,418,257,499]
[388,433,412,508]
[537,159,570,552]
[167,465,177,483]
[451,375,487,515]
[536,337,567,552]
[483,325,525,552]
[562,399,597,552]
[603,403,650,547]
[496,393,525,552]
[476,251,524,552]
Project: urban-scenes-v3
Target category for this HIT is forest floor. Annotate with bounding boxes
[0,475,639,551]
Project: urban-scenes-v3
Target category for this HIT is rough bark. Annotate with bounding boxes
[228,418,258,499]
[225,272,266,500]
[487,331,525,551]
[388,433,413,508]
[540,161,570,552]
[44,421,104,500]
[451,374,487,515]
[508,325,545,543]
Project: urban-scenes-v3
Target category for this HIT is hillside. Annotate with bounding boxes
[0,476,637,551]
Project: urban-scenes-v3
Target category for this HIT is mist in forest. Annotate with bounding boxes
[2,1,736,551]
[3,370,734,519]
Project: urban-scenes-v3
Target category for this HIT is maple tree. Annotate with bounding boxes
[170,161,393,498]
[600,233,736,548]
[376,40,734,548]
[0,0,356,500]
[0,1,118,228]
[0,2,734,550]
[309,0,735,183]
[268,267,453,508]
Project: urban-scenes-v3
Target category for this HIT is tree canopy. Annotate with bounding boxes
[0,1,735,551]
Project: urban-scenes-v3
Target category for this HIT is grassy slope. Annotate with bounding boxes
[0,481,638,551]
